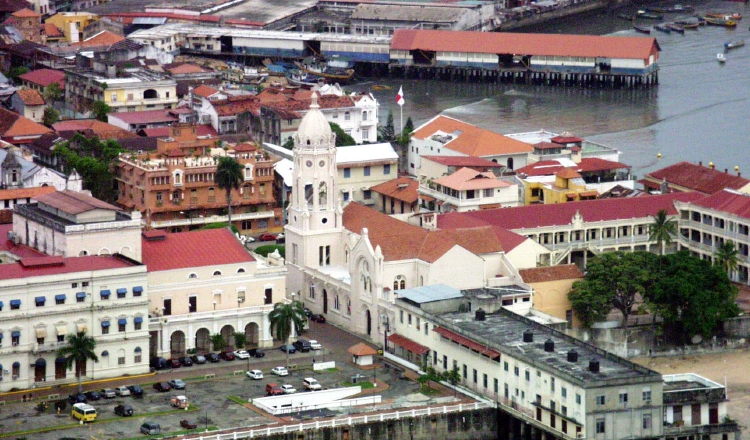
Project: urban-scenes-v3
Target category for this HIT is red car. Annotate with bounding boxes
[219,351,235,361]
[180,419,197,429]
[258,233,277,242]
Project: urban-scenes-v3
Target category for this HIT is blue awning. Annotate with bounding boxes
[11,331,20,337]
[35,358,46,367]
[133,286,143,293]
[10,299,20,306]
[116,288,127,294]
[118,318,127,325]
[76,292,86,299]
[35,296,45,303]
[100,290,111,297]
[55,294,66,301]
[101,321,110,327]
[134,316,143,323]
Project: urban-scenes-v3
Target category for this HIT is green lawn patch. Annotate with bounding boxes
[419,386,441,396]
[343,381,375,389]
[228,395,248,405]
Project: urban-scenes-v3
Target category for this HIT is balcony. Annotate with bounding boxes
[150,210,275,228]
[149,304,274,326]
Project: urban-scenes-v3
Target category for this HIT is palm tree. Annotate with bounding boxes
[715,240,739,277]
[268,300,307,368]
[215,156,244,230]
[649,209,677,255]
[56,331,98,393]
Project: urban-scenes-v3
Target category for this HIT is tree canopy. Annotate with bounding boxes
[269,301,307,367]
[52,133,124,202]
[43,82,63,102]
[649,209,677,255]
[330,122,356,146]
[90,100,111,122]
[214,156,244,228]
[43,107,60,126]
[378,110,396,142]
[56,331,98,393]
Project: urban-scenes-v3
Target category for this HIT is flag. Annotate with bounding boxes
[396,86,405,107]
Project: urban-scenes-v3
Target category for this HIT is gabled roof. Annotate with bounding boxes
[141,228,254,271]
[0,254,137,280]
[11,7,38,17]
[686,189,750,220]
[52,119,136,139]
[0,185,55,201]
[434,167,511,191]
[421,155,502,168]
[517,158,630,177]
[15,88,44,105]
[213,94,259,117]
[0,107,51,139]
[644,161,750,195]
[139,124,217,138]
[519,264,584,283]
[108,109,178,125]
[18,68,65,88]
[437,192,704,231]
[35,190,120,214]
[412,115,533,157]
[192,84,220,98]
[44,22,63,38]
[391,29,660,60]
[75,30,124,47]
[370,177,419,203]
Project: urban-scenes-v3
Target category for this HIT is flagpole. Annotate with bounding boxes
[400,104,403,134]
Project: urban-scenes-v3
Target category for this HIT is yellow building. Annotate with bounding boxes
[45,12,98,43]
[518,264,584,328]
[65,67,177,113]
[524,168,598,205]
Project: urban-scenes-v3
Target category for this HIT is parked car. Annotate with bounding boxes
[281,384,297,394]
[309,339,323,350]
[275,234,285,244]
[100,388,116,399]
[180,356,193,367]
[115,386,131,397]
[171,395,189,409]
[265,383,283,396]
[303,307,312,318]
[293,338,312,352]
[191,354,206,364]
[140,422,161,435]
[280,344,296,353]
[150,357,168,370]
[233,350,250,359]
[180,419,198,430]
[219,351,235,361]
[310,314,326,323]
[249,348,265,358]
[68,392,87,404]
[126,385,144,397]
[206,353,220,363]
[258,233,277,242]
[169,358,182,368]
[114,404,134,417]
[271,366,289,376]
[84,390,101,401]
[246,370,263,380]
[303,377,322,391]
[153,382,171,392]
[168,379,186,390]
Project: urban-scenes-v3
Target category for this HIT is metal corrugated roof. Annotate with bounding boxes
[133,17,167,24]
[395,284,464,304]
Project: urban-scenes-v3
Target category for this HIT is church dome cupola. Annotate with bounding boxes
[295,93,335,150]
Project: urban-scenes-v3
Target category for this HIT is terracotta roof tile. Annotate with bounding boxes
[264,94,354,113]
[686,189,750,220]
[53,119,137,139]
[213,95,259,117]
[434,167,512,191]
[15,88,44,106]
[412,115,533,157]
[370,177,419,203]
[0,185,55,201]
[645,161,750,195]
[11,7,38,17]
[192,84,219,97]
[108,109,178,125]
[141,228,254,271]
[18,68,65,88]
[516,158,629,177]
[139,124,217,138]
[347,342,378,356]
[555,168,581,179]
[35,190,120,214]
[75,30,124,47]
[167,63,206,75]
[0,254,137,280]
[44,22,63,38]
[489,226,527,253]
[519,264,584,283]
[421,155,502,168]
[0,107,51,139]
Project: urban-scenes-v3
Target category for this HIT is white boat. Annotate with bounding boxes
[717,53,727,63]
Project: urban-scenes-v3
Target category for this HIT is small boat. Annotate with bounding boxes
[371,85,392,91]
[294,58,355,84]
[667,23,685,33]
[670,4,694,12]
[618,13,635,20]
[654,23,672,33]
[704,17,738,27]
[705,13,742,20]
[724,39,745,49]
[644,6,666,13]
[717,53,727,63]
[681,22,700,29]
[696,17,707,26]
[637,10,664,20]
[633,24,652,34]
[286,69,325,88]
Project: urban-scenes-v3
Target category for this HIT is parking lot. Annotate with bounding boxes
[0,324,429,439]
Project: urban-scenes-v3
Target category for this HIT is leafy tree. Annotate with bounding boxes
[56,331,98,393]
[7,66,29,82]
[268,300,307,368]
[42,107,60,126]
[282,137,294,150]
[233,332,247,350]
[330,122,356,146]
[43,82,63,102]
[404,116,414,133]
[567,279,612,328]
[210,333,226,352]
[714,240,739,276]
[418,366,442,390]
[214,156,244,229]
[52,134,124,202]
[90,100,111,122]
[649,209,677,255]
[378,110,396,141]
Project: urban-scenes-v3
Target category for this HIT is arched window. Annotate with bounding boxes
[101,350,109,357]
[362,111,368,121]
[507,157,514,170]
[134,347,142,363]
[213,270,222,276]
[334,295,340,311]
[394,275,406,290]
[359,260,370,292]
[188,273,198,279]
[244,164,254,180]
[237,268,246,274]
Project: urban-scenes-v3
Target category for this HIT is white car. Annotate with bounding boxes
[234,350,250,359]
[309,340,322,350]
[246,370,263,380]
[280,384,297,394]
[271,366,289,376]
[303,377,322,391]
[115,386,131,396]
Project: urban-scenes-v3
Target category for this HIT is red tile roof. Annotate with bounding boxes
[53,119,136,139]
[139,124,217,138]
[686,189,750,220]
[141,228,254,271]
[0,254,138,280]
[412,115,532,157]
[516,158,630,177]
[11,7,38,17]
[644,161,750,195]
[433,327,500,358]
[15,88,44,106]
[0,185,55,201]
[75,30,124,47]
[44,22,63,38]
[347,342,378,356]
[519,264,584,283]
[0,107,51,140]
[192,84,219,98]
[421,155,502,168]
[387,333,429,355]
[370,177,419,203]
[213,95,260,117]
[18,68,65,88]
[108,109,178,125]
[490,226,527,253]
[437,192,704,231]
[391,29,660,60]
[167,63,207,75]
[434,167,511,190]
[0,223,46,258]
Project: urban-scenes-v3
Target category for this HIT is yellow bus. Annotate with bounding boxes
[71,403,97,422]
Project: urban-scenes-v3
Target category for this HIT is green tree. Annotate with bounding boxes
[282,137,294,150]
[7,66,29,82]
[330,122,356,146]
[214,156,244,229]
[714,240,739,276]
[404,116,414,133]
[90,100,111,122]
[378,110,396,141]
[210,333,226,353]
[567,279,612,329]
[56,331,98,393]
[52,133,124,202]
[42,107,60,126]
[649,209,677,255]
[233,331,247,350]
[268,300,307,368]
[43,82,63,102]
[417,366,442,390]
[441,367,461,396]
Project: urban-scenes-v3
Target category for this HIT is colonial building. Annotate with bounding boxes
[418,167,519,212]
[518,264,584,328]
[0,107,52,147]
[371,176,419,215]
[642,161,750,195]
[335,143,398,206]
[0,148,80,191]
[116,124,281,234]
[9,88,47,123]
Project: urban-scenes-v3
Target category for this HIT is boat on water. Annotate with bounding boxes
[725,39,745,49]
[667,23,685,33]
[704,17,738,27]
[654,23,672,33]
[286,69,325,88]
[294,57,355,84]
[681,22,700,29]
[717,53,727,63]
[705,13,742,20]
[371,85,392,91]
[618,13,635,20]
[637,10,664,20]
[633,24,652,34]
[644,6,666,13]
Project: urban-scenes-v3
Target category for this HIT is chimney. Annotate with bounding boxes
[699,161,702,166]
[725,169,728,174]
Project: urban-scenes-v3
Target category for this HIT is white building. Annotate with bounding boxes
[0,254,150,392]
[1,148,82,192]
[335,143,398,206]
[418,167,519,212]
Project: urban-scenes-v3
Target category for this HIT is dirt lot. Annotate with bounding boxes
[633,348,750,437]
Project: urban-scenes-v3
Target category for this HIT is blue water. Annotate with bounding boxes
[353,0,750,178]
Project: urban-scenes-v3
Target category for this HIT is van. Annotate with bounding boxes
[293,338,311,352]
[140,422,161,435]
[71,403,98,422]
[303,377,322,391]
